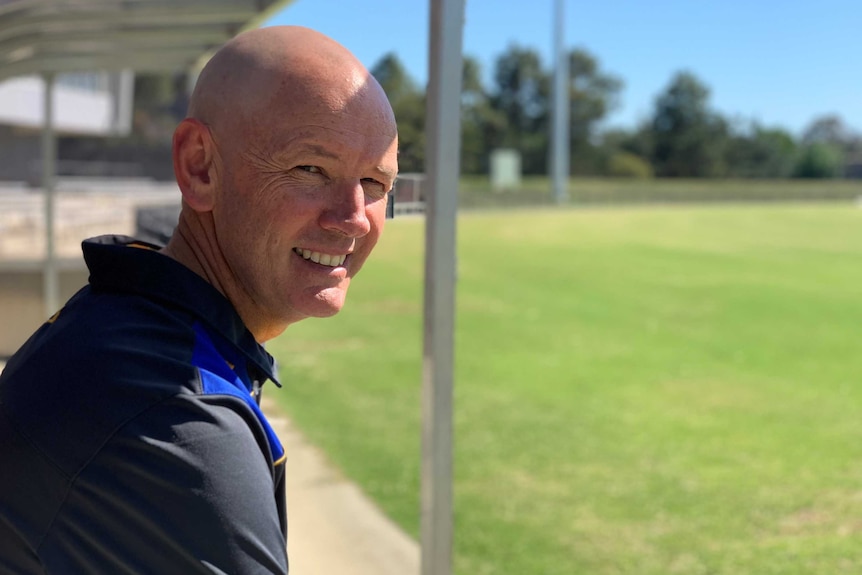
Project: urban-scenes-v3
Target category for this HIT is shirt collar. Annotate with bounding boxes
[82,235,281,387]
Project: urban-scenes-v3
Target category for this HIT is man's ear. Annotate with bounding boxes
[172,118,218,212]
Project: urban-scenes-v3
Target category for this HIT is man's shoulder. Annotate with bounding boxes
[0,285,202,465]
[9,281,200,389]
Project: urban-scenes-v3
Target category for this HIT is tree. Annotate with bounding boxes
[802,115,849,146]
[606,151,653,179]
[602,125,653,162]
[725,124,797,178]
[567,49,622,175]
[793,142,844,178]
[460,56,506,174]
[489,45,549,174]
[649,71,728,177]
[371,53,425,172]
[796,115,857,177]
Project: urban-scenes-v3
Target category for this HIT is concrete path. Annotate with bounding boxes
[0,360,420,574]
[261,395,420,575]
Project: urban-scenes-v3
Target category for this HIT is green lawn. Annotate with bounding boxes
[269,203,862,574]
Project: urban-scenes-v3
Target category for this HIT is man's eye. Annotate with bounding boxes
[297,165,322,174]
[361,178,387,199]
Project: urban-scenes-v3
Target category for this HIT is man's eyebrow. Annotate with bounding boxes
[294,144,339,160]
[291,143,396,181]
[373,165,398,181]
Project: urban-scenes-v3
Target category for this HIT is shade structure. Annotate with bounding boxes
[0,0,294,317]
[0,0,293,81]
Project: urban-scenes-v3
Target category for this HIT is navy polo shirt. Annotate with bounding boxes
[0,235,288,574]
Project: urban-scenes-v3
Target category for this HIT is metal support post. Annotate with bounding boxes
[42,72,59,317]
[551,0,570,203]
[422,0,465,574]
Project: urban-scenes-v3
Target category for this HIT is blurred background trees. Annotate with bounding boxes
[370,54,426,173]
[58,45,858,182]
[649,71,728,178]
[370,47,862,180]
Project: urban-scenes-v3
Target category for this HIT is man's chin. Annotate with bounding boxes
[308,306,341,319]
[302,288,348,319]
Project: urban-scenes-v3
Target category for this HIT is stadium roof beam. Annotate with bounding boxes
[0,28,231,56]
[0,0,294,318]
[0,0,292,82]
[2,52,214,78]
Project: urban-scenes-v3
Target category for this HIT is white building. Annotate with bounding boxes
[0,71,133,181]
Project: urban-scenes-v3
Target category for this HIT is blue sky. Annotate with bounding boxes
[267,0,861,137]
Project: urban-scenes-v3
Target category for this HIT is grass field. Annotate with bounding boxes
[269,202,862,574]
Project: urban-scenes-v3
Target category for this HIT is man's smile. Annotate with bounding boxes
[293,247,347,267]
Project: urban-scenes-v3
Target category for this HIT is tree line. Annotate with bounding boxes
[372,47,862,179]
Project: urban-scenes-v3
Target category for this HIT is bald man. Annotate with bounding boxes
[0,26,398,574]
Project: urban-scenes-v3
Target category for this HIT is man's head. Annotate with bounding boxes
[167,26,398,342]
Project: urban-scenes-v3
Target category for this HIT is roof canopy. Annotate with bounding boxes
[0,0,292,81]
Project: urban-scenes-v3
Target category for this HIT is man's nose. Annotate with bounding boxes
[320,180,371,237]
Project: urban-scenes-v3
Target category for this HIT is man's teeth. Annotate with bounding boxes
[294,248,346,267]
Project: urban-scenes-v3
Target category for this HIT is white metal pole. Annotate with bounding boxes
[422,0,464,573]
[551,0,569,203]
[42,72,59,317]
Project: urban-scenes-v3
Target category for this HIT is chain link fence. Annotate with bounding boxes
[395,176,862,213]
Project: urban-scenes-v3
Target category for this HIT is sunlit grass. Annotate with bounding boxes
[269,202,862,574]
